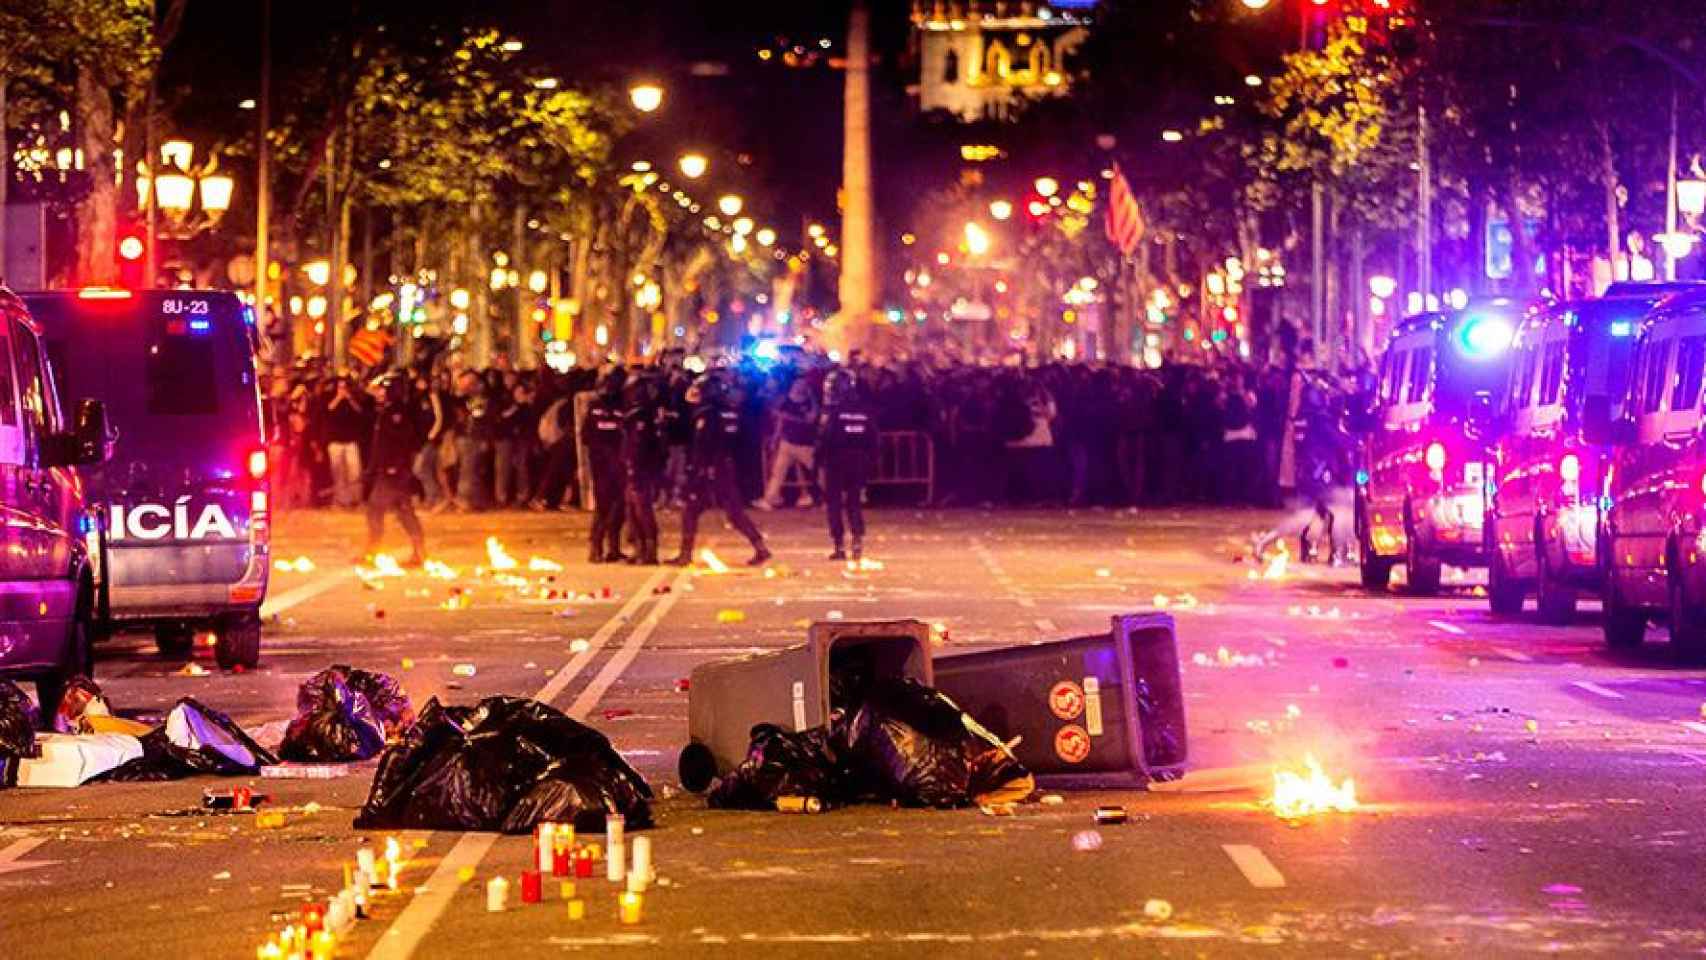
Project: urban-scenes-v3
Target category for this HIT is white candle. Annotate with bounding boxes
[536,823,555,873]
[605,814,625,849]
[606,841,626,883]
[356,846,376,876]
[631,836,652,883]
[486,876,509,912]
[625,870,647,894]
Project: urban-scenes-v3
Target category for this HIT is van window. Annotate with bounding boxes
[1516,345,1540,408]
[1380,350,1401,404]
[1539,341,1566,406]
[1405,347,1431,403]
[1672,336,1706,412]
[0,325,16,429]
[1643,339,1674,413]
[145,335,220,415]
[11,320,48,445]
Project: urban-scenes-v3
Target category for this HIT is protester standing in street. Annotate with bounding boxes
[621,372,666,565]
[325,376,370,509]
[359,374,428,566]
[669,371,772,567]
[582,366,628,563]
[760,376,820,509]
[817,368,878,561]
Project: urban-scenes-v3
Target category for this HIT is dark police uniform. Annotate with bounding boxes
[582,394,627,562]
[363,385,428,564]
[622,385,666,565]
[817,399,878,559]
[671,396,770,566]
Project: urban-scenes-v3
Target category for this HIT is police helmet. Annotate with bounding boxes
[597,364,627,399]
[823,368,857,406]
[623,372,660,409]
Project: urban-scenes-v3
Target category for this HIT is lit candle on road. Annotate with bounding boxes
[536,823,555,873]
[520,870,542,904]
[607,842,626,883]
[486,876,509,912]
[631,836,652,883]
[606,814,625,848]
[567,899,586,921]
[619,891,643,925]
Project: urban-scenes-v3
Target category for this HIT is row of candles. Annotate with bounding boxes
[255,836,406,960]
[485,815,653,924]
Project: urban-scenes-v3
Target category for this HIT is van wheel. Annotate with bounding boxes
[1534,548,1577,626]
[1602,578,1646,650]
[1405,519,1442,596]
[1669,574,1706,660]
[1487,547,1525,616]
[215,613,262,671]
[678,742,717,794]
[1356,501,1393,590]
[155,624,194,659]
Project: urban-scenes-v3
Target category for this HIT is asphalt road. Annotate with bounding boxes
[4,505,1706,958]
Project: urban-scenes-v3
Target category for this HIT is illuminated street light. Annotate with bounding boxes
[449,288,471,310]
[1245,74,1264,87]
[528,270,549,294]
[1241,0,1273,8]
[1679,178,1706,217]
[1369,275,1398,299]
[199,173,234,215]
[755,227,777,247]
[1161,130,1185,143]
[303,260,332,287]
[964,222,991,257]
[732,217,754,236]
[500,39,524,52]
[160,139,194,171]
[718,194,743,217]
[677,153,708,179]
[989,199,1014,221]
[807,223,826,239]
[155,173,196,213]
[629,83,664,113]
[1034,177,1060,198]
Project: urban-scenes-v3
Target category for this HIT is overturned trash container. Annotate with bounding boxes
[934,612,1186,787]
[680,619,932,793]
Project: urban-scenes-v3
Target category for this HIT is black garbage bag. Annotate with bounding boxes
[279,666,393,762]
[842,680,1033,809]
[0,679,40,758]
[707,724,849,811]
[354,696,652,834]
[100,698,279,781]
[346,668,415,737]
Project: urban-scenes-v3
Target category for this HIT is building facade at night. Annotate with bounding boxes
[909,1,1092,121]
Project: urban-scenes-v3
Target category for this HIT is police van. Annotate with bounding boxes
[22,288,269,669]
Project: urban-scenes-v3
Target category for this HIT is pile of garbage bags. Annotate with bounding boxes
[355,696,653,834]
[709,680,1033,811]
[280,665,415,763]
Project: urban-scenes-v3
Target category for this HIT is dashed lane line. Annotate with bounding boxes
[567,568,690,720]
[1680,721,1706,737]
[1426,620,1466,636]
[364,834,497,960]
[260,569,358,619]
[1221,844,1286,889]
[1570,680,1625,700]
[1492,646,1535,663]
[533,568,670,707]
[1034,618,1058,633]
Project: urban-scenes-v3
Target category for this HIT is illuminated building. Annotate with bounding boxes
[910,1,1092,121]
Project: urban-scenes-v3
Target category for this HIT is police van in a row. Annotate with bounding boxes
[23,288,270,670]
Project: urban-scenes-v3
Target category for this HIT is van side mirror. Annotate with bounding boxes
[48,399,113,467]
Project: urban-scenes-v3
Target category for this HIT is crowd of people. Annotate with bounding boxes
[265,344,1360,560]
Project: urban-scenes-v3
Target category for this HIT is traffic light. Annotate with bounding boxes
[117,224,147,287]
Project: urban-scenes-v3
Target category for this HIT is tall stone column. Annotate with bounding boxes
[833,0,877,356]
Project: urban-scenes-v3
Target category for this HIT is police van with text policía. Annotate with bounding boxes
[22,288,270,669]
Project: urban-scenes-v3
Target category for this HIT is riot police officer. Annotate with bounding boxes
[582,366,628,563]
[621,372,666,566]
[816,368,878,561]
[360,372,428,566]
[669,371,772,566]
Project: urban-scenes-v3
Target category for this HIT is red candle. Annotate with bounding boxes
[302,903,324,935]
[520,870,542,904]
[552,847,570,878]
[574,850,593,878]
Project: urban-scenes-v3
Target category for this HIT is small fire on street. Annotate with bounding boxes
[1270,754,1359,819]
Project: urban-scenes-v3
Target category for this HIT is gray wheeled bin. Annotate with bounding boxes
[933,612,1186,788]
[679,619,932,792]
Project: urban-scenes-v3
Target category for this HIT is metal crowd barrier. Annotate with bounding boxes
[764,430,935,503]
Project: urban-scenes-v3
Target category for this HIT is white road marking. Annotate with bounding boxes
[568,569,689,719]
[364,833,497,960]
[260,569,357,618]
[0,836,57,876]
[1015,597,1036,609]
[366,567,673,959]
[1221,844,1285,889]
[1034,618,1058,633]
[1492,647,1534,663]
[1570,680,1625,700]
[1680,721,1706,737]
[1673,751,1706,767]
[533,568,670,706]
[1426,620,1466,636]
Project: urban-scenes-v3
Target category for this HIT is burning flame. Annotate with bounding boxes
[528,556,564,573]
[485,537,518,571]
[273,556,316,574]
[846,557,886,572]
[423,559,459,581]
[698,548,729,574]
[1271,754,1358,818]
[1262,542,1289,580]
[357,553,405,582]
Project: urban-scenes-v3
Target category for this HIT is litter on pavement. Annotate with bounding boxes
[279,665,414,763]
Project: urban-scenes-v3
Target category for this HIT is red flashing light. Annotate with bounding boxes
[1425,442,1447,472]
[77,287,133,300]
[247,448,268,481]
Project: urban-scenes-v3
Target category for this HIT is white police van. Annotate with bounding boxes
[23,288,269,669]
